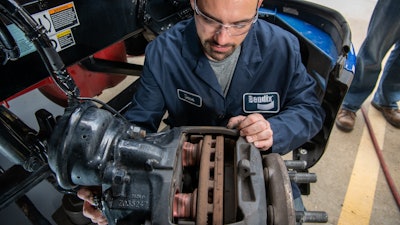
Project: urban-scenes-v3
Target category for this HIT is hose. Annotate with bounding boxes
[361,106,400,211]
[0,0,80,102]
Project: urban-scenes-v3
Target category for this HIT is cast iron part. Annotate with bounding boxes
[47,102,327,225]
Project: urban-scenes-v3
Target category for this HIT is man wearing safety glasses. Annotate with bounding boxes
[79,0,325,224]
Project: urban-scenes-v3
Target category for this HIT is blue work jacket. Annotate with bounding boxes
[125,18,325,154]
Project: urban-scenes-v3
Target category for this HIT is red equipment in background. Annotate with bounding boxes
[39,41,127,106]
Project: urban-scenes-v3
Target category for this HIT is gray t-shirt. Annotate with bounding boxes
[209,46,241,96]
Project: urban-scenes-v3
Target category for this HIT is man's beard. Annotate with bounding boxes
[202,39,236,61]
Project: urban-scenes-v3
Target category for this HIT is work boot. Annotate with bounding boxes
[371,101,400,128]
[335,108,356,132]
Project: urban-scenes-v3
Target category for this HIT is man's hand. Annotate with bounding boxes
[227,113,273,151]
[77,187,108,225]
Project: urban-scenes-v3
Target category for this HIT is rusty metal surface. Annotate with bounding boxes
[212,135,224,225]
[263,153,296,225]
[196,135,212,225]
[196,135,224,225]
[182,140,202,167]
[173,191,197,219]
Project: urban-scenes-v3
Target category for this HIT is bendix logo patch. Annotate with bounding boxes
[243,92,280,113]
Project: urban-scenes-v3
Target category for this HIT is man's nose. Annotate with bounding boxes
[214,26,231,44]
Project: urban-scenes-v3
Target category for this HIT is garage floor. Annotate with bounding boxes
[301,1,400,225]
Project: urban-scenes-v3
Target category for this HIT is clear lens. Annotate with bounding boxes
[194,0,257,36]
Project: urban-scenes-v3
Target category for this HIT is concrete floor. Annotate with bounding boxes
[301,1,400,225]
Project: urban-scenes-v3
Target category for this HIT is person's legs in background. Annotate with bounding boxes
[371,42,400,128]
[336,0,400,131]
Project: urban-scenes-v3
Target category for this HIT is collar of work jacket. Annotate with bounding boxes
[181,19,264,97]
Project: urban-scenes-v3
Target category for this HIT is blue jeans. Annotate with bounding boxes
[342,0,400,112]
[292,181,306,211]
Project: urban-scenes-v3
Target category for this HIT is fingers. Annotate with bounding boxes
[239,115,272,140]
[82,201,108,225]
[77,187,95,205]
[227,115,246,129]
[234,113,265,130]
[77,187,108,225]
[243,126,273,149]
[228,114,273,151]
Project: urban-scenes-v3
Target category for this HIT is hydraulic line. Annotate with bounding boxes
[361,106,400,211]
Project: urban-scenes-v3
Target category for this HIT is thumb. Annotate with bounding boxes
[227,115,246,129]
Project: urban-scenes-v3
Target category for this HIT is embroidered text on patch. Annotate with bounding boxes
[177,89,202,107]
[243,92,280,113]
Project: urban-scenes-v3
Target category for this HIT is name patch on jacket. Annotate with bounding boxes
[177,89,202,107]
[243,92,280,113]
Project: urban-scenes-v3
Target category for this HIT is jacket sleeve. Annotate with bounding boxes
[124,45,167,133]
[267,37,326,155]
